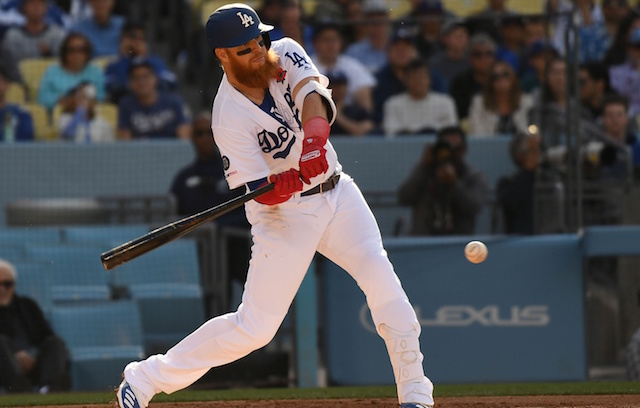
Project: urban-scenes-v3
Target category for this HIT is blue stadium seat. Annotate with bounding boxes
[24,244,112,303]
[13,261,53,316]
[62,225,150,245]
[110,240,205,354]
[111,239,201,286]
[50,300,145,391]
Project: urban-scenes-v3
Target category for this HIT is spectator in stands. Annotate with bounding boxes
[256,0,284,40]
[56,81,115,143]
[170,112,250,288]
[519,40,559,94]
[0,65,34,142]
[548,0,604,59]
[1,0,66,63]
[0,259,71,393]
[609,26,640,119]
[344,0,390,74]
[523,15,547,49]
[373,27,418,125]
[449,33,496,120]
[279,1,312,50]
[117,59,190,140]
[328,71,374,136]
[70,0,124,57]
[428,18,469,93]
[0,48,22,83]
[311,22,376,114]
[104,21,177,103]
[37,32,105,110]
[313,0,364,45]
[383,58,457,137]
[596,94,636,179]
[170,112,247,224]
[579,61,613,126]
[468,60,534,136]
[0,0,68,32]
[603,10,640,66]
[529,57,568,148]
[495,14,525,72]
[530,57,603,152]
[496,128,541,235]
[410,0,445,61]
[572,0,631,63]
[397,125,489,235]
[495,126,563,234]
[467,0,517,41]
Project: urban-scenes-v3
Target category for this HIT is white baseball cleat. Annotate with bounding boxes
[399,404,433,408]
[117,380,142,408]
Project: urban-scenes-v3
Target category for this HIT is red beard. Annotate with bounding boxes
[228,48,281,89]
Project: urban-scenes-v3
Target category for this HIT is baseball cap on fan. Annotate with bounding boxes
[205,3,274,51]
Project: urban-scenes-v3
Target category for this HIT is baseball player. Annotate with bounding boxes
[117,4,434,408]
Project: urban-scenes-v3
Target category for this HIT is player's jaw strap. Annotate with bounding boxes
[294,80,337,125]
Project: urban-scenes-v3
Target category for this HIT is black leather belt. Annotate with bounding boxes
[300,172,340,197]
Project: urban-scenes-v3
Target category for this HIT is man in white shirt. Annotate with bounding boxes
[310,22,376,113]
[383,58,458,137]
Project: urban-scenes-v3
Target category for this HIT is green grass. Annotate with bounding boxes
[1,382,640,406]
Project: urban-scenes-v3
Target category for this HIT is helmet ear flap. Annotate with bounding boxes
[263,31,271,50]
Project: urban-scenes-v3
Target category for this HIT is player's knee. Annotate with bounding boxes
[238,307,282,348]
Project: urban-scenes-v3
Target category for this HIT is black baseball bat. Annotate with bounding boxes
[100,183,274,270]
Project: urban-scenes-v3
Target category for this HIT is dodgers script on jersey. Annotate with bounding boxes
[211,38,340,192]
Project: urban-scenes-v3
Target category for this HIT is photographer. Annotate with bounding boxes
[397,126,490,236]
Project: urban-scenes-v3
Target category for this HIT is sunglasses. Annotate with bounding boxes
[0,280,14,289]
[236,39,265,56]
[491,71,511,81]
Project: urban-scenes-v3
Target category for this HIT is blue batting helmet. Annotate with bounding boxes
[205,3,274,51]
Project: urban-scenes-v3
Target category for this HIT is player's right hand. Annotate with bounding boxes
[255,169,303,206]
[269,168,303,196]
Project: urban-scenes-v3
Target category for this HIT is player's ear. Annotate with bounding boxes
[214,48,228,63]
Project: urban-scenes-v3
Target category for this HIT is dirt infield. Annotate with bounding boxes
[30,395,640,408]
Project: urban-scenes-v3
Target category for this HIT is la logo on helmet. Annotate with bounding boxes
[237,12,254,28]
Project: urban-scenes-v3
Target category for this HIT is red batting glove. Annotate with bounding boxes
[255,168,303,205]
[299,116,330,184]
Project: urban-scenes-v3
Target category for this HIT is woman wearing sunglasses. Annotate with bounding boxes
[468,60,533,137]
[37,32,105,110]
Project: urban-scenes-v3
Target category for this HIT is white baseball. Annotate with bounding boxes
[465,241,488,264]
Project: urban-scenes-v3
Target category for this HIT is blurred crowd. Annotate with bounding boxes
[1,0,640,233]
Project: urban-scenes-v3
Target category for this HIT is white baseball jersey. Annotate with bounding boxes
[212,38,341,193]
[121,35,434,408]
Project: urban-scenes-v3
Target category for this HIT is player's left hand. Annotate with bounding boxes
[299,116,330,184]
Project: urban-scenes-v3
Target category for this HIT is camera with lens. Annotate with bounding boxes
[430,140,456,169]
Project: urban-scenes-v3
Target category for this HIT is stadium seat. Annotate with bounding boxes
[95,103,119,131]
[62,225,150,245]
[110,240,205,353]
[13,261,53,317]
[23,244,112,303]
[50,300,145,391]
[6,82,26,104]
[18,58,57,101]
[91,55,116,70]
[111,239,201,286]
[22,103,55,140]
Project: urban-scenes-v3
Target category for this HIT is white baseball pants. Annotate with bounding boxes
[123,173,433,405]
